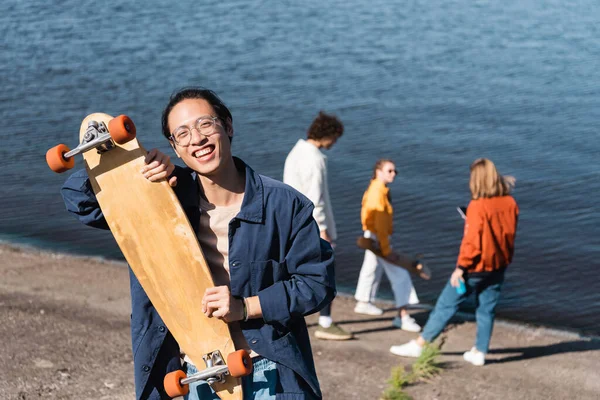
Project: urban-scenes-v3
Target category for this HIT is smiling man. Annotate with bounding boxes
[61,87,336,400]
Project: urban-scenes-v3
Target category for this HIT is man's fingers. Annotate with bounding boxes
[203,293,226,304]
[142,163,166,176]
[212,308,227,319]
[203,287,225,300]
[146,171,168,182]
[204,286,226,295]
[204,300,230,319]
[142,150,171,175]
[204,301,220,317]
[203,286,229,299]
[205,299,223,309]
[146,160,161,169]
[144,148,158,164]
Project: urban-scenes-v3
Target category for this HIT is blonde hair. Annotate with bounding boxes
[469,158,515,200]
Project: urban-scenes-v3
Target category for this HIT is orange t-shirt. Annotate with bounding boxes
[457,196,519,273]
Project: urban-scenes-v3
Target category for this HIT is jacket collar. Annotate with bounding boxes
[370,178,389,194]
[189,157,264,223]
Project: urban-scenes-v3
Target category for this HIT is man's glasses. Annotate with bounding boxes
[387,169,398,174]
[170,116,221,147]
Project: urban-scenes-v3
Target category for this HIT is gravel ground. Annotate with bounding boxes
[1,243,599,400]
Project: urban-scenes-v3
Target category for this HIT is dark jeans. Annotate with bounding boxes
[421,270,505,353]
[320,302,331,317]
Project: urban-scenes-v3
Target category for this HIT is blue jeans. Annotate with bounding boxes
[184,357,277,400]
[421,271,505,353]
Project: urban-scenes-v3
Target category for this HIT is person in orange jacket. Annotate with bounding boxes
[389,158,519,366]
[353,159,428,332]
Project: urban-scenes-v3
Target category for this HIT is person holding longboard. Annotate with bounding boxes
[353,159,428,332]
[61,87,336,400]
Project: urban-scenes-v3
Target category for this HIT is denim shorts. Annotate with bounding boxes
[184,356,277,400]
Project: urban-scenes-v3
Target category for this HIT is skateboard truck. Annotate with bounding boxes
[79,120,116,154]
[46,115,136,173]
[163,349,253,398]
[202,350,227,384]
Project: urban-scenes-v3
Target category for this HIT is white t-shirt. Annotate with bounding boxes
[283,139,337,241]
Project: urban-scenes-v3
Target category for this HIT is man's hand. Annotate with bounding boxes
[142,148,177,187]
[202,286,244,322]
[450,268,465,288]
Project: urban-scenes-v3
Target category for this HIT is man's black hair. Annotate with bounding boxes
[161,87,233,140]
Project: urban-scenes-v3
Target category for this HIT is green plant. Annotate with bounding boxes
[381,387,413,400]
[380,366,414,400]
[381,340,445,399]
[389,365,413,388]
[411,343,442,381]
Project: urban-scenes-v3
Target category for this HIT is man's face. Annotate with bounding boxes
[320,136,338,150]
[168,98,232,176]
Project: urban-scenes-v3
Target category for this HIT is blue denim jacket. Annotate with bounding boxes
[60,158,336,400]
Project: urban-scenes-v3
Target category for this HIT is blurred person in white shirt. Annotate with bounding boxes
[284,111,351,341]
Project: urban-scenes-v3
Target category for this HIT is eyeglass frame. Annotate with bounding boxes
[169,115,223,147]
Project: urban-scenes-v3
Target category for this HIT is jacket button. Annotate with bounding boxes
[159,326,166,332]
[231,261,239,268]
[251,340,258,344]
[143,365,150,372]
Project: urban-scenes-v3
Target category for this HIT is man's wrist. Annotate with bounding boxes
[241,298,248,322]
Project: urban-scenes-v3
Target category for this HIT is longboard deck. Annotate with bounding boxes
[356,236,424,277]
[80,113,242,399]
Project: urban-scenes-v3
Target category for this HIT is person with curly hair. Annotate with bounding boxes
[284,111,352,341]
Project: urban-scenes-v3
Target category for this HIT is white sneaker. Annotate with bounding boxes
[392,316,422,332]
[390,340,423,358]
[354,302,383,316]
[463,347,485,366]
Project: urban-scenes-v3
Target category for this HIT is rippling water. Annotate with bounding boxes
[1,0,599,334]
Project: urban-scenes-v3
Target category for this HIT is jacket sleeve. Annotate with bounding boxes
[60,169,109,230]
[457,201,483,270]
[258,203,336,328]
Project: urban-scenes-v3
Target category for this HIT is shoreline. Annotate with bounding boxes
[2,240,596,341]
[1,242,599,399]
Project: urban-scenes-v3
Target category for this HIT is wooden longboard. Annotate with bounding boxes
[80,113,242,399]
[356,236,429,279]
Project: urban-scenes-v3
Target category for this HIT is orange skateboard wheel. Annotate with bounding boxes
[108,114,136,144]
[227,349,253,378]
[46,144,75,173]
[164,369,189,398]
